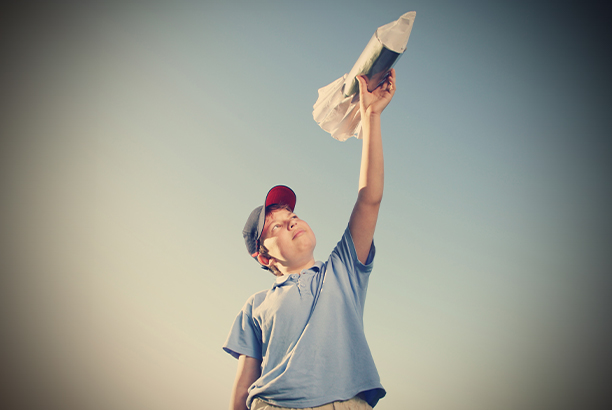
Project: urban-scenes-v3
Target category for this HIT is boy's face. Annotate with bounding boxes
[260,208,316,271]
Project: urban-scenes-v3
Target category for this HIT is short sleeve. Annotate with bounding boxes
[334,225,375,275]
[328,225,375,311]
[222,297,263,360]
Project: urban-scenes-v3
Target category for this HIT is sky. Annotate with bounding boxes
[0,1,611,409]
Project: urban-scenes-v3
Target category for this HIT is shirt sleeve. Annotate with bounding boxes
[336,225,375,272]
[222,296,263,360]
[329,225,376,309]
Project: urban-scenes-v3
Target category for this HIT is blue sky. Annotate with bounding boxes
[1,1,610,409]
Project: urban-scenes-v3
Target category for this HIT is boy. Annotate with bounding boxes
[223,69,396,410]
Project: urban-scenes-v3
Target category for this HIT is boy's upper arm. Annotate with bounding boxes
[236,354,262,386]
[348,195,380,264]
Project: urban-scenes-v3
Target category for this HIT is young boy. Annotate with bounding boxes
[223,70,396,410]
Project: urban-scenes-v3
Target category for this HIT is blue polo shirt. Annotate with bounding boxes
[223,226,386,408]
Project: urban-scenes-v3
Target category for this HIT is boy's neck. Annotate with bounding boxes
[277,257,316,276]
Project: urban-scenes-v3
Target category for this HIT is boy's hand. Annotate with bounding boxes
[356,68,396,117]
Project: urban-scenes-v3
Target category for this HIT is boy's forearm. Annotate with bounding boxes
[358,112,384,203]
[229,388,249,410]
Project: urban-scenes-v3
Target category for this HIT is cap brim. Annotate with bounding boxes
[265,185,296,210]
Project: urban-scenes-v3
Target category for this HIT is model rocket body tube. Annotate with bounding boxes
[342,11,415,97]
[343,33,401,97]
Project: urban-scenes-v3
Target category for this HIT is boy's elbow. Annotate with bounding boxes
[357,188,383,206]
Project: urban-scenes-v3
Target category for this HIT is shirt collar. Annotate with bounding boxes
[272,261,323,289]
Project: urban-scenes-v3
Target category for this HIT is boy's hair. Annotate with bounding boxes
[258,203,293,276]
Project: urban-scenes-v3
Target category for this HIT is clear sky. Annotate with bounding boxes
[1,1,610,409]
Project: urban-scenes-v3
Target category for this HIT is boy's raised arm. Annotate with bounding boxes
[348,69,396,264]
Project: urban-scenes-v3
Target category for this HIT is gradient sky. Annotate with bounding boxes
[1,1,611,410]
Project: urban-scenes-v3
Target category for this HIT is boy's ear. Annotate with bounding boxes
[257,254,271,267]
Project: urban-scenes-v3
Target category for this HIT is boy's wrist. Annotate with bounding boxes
[361,108,382,119]
[361,111,381,127]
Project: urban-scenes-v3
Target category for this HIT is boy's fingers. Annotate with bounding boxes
[356,75,364,88]
[356,75,366,98]
[387,69,396,92]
